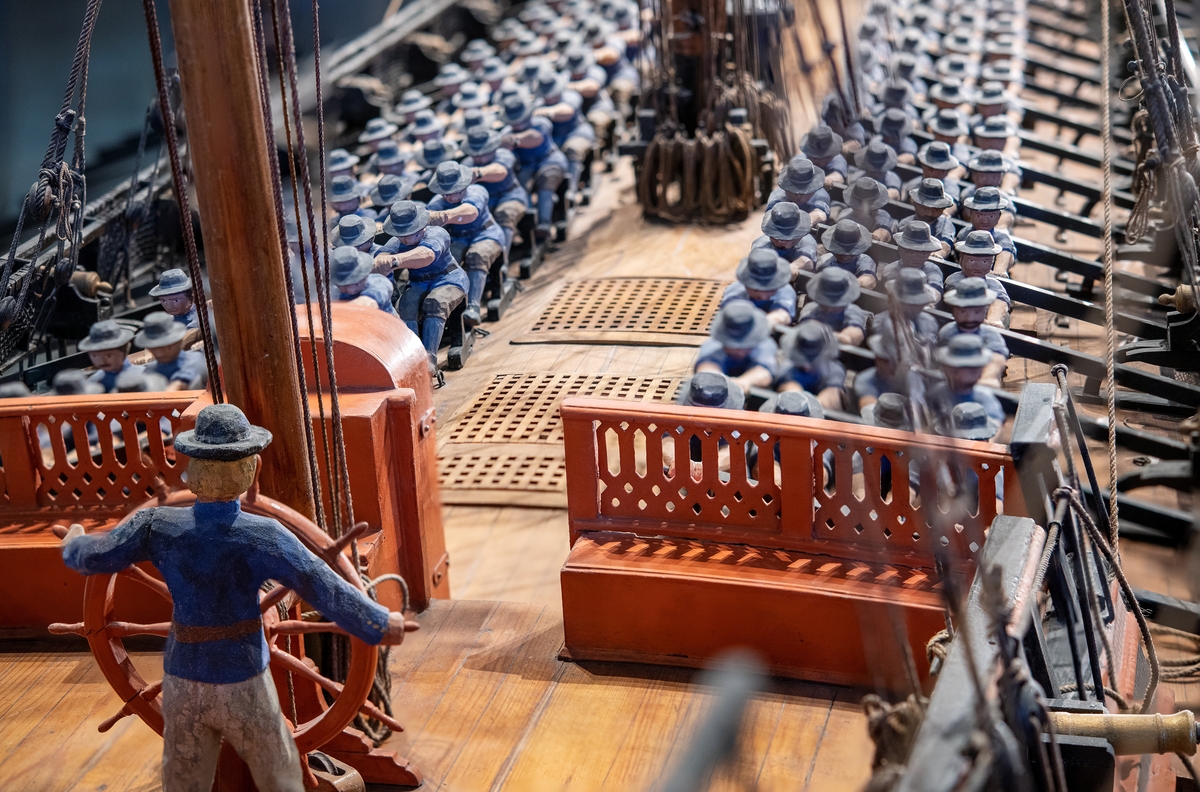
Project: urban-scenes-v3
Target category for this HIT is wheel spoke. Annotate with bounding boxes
[119,565,172,603]
[269,647,404,733]
[270,620,347,636]
[259,585,293,614]
[97,680,162,733]
[108,621,171,638]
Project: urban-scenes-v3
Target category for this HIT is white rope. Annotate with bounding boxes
[1100,0,1120,556]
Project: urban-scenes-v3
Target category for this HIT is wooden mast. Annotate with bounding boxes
[165,0,317,520]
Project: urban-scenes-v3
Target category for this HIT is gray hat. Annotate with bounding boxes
[482,57,509,83]
[944,276,999,307]
[452,81,491,109]
[372,140,408,169]
[936,54,975,80]
[928,108,970,138]
[737,249,792,291]
[519,56,546,83]
[331,246,374,286]
[502,94,536,126]
[942,27,976,54]
[494,18,526,41]
[175,403,273,461]
[880,80,914,108]
[415,138,454,170]
[969,150,1009,173]
[330,175,366,203]
[463,127,503,157]
[434,63,470,88]
[895,220,943,253]
[462,38,497,63]
[149,268,192,297]
[405,110,446,139]
[514,31,547,56]
[563,46,594,74]
[533,67,567,98]
[761,389,824,419]
[0,381,32,398]
[872,392,912,430]
[135,311,188,349]
[887,268,938,305]
[973,115,1015,139]
[976,80,1014,107]
[917,141,959,172]
[910,178,955,209]
[981,59,1021,85]
[806,266,861,308]
[334,214,377,248]
[678,372,745,410]
[461,108,491,133]
[936,333,993,368]
[867,330,899,360]
[53,369,104,395]
[846,176,890,212]
[891,53,919,81]
[358,117,399,144]
[961,186,1010,212]
[430,161,475,195]
[955,229,1003,256]
[370,174,412,207]
[116,369,169,393]
[782,321,836,367]
[328,148,360,172]
[383,200,430,237]
[78,319,135,352]
[709,301,771,349]
[929,78,975,106]
[395,89,431,116]
[877,108,913,140]
[854,138,898,173]
[946,401,1000,440]
[822,219,872,256]
[761,201,812,241]
[801,125,843,160]
[778,158,825,194]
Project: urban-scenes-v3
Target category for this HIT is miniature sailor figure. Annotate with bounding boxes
[426,161,508,328]
[972,81,1020,124]
[678,371,744,411]
[136,312,207,392]
[800,267,867,347]
[694,302,779,393]
[877,268,940,346]
[900,179,958,255]
[326,148,359,179]
[776,321,846,411]
[879,221,945,295]
[943,401,1002,445]
[369,175,413,224]
[897,26,933,70]
[79,320,143,393]
[890,53,928,97]
[753,202,817,276]
[493,17,527,56]
[368,140,412,179]
[947,230,1012,327]
[956,189,1016,276]
[563,46,612,120]
[940,277,1009,387]
[451,81,491,120]
[942,27,977,57]
[412,137,457,186]
[932,334,1006,427]
[721,249,797,329]
[588,19,639,110]
[817,219,878,289]
[333,246,399,317]
[928,78,973,112]
[850,139,903,198]
[374,201,470,374]
[981,59,1023,91]
[925,108,974,164]
[766,157,830,223]
[54,368,104,396]
[518,56,546,89]
[357,117,399,152]
[434,63,471,114]
[800,125,847,186]
[403,110,447,146]
[59,403,411,792]
[150,269,201,331]
[393,89,432,127]
[903,142,961,203]
[0,381,31,398]
[972,115,1018,156]
[873,82,918,124]
[333,215,380,255]
[329,175,374,224]
[822,92,866,151]
[461,38,497,72]
[875,108,919,163]
[461,127,530,252]
[838,177,895,242]
[961,150,1019,227]
[867,391,912,431]
[481,57,510,99]
[936,53,977,83]
[760,389,824,420]
[532,66,595,193]
[115,369,169,393]
[501,93,569,240]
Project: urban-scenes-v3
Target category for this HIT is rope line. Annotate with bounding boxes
[1100,0,1120,554]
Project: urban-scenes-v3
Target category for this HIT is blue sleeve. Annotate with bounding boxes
[855,254,878,276]
[465,186,490,214]
[531,116,554,137]
[988,277,1012,306]
[772,285,798,318]
[364,274,397,312]
[799,235,817,259]
[495,148,517,171]
[818,361,847,391]
[808,189,831,213]
[751,339,781,377]
[884,172,902,191]
[562,90,584,112]
[981,326,1010,357]
[994,231,1017,256]
[976,389,1006,425]
[765,188,784,210]
[874,209,896,233]
[828,155,848,176]
[379,236,401,255]
[844,304,868,329]
[175,351,207,385]
[696,339,725,368]
[63,508,154,575]
[264,528,390,645]
[420,226,451,257]
[925,263,944,292]
[720,282,749,307]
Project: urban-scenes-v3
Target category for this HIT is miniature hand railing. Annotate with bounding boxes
[562,398,1025,569]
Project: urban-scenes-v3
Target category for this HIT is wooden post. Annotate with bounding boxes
[166,0,316,520]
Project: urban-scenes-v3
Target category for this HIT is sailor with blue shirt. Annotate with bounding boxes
[332,246,399,318]
[426,161,508,328]
[854,330,908,413]
[375,201,470,375]
[332,214,381,256]
[932,334,1007,429]
[878,221,945,295]
[800,267,868,346]
[837,176,896,242]
[150,269,200,331]
[960,150,1019,229]
[849,139,903,197]
[816,219,879,289]
[776,321,847,411]
[461,127,530,253]
[899,178,958,257]
[752,202,817,274]
[822,92,866,149]
[875,107,919,160]
[328,175,375,227]
[136,312,207,392]
[765,157,830,224]
[901,142,961,204]
[800,125,847,186]
[925,108,974,166]
[367,175,413,226]
[940,277,1010,387]
[720,249,797,328]
[695,301,780,393]
[533,67,594,194]
[60,404,409,792]
[79,320,143,393]
[875,268,941,346]
[500,93,569,241]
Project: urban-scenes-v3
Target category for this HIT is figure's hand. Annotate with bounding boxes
[379,612,419,645]
[427,211,449,227]
[53,523,85,544]
[373,254,398,274]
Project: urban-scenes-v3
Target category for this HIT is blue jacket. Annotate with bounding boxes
[147,349,207,386]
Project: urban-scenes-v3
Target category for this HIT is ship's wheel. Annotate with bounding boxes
[50,489,401,753]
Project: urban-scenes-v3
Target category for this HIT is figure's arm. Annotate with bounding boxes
[62,509,154,575]
[375,247,436,273]
[980,352,1007,389]
[985,300,1009,328]
[835,325,865,346]
[734,365,774,391]
[569,78,601,97]
[429,204,479,226]
[534,103,576,122]
[473,164,509,183]
[817,386,843,410]
[511,129,545,149]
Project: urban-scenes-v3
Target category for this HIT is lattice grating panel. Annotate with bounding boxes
[446,373,683,445]
[439,450,566,493]
[528,277,726,337]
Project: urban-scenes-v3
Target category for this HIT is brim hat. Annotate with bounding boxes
[482,58,509,83]
[854,138,898,173]
[78,319,136,352]
[806,266,861,308]
[327,148,360,172]
[435,64,471,88]
[452,82,491,109]
[875,108,913,140]
[867,329,899,361]
[942,29,977,55]
[973,116,1015,139]
[494,18,527,41]
[53,369,104,395]
[961,187,1010,212]
[928,109,970,138]
[944,276,999,307]
[936,54,976,79]
[370,174,412,207]
[846,175,890,212]
[895,220,943,252]
[822,219,873,256]
[761,201,812,241]
[976,81,1015,107]
[737,249,792,291]
[514,34,548,56]
[330,175,366,203]
[383,200,430,237]
[677,372,745,410]
[331,246,375,286]
[929,78,975,106]
[463,127,503,156]
[955,229,1003,256]
[880,81,914,108]
[395,90,432,115]
[981,60,1021,84]
[777,159,826,194]
[502,94,536,126]
[917,141,959,171]
[373,142,408,168]
[871,393,913,431]
[910,177,955,209]
[462,39,497,62]
[359,117,399,143]
[415,140,454,170]
[534,67,567,98]
[134,311,188,349]
[334,214,377,247]
[936,333,994,368]
[175,403,273,462]
[801,125,843,160]
[945,402,1001,440]
[969,150,1008,173]
[563,47,594,74]
[709,301,771,349]
[782,321,836,367]
[0,381,32,398]
[430,161,475,195]
[405,110,446,138]
[149,268,193,297]
[760,389,824,419]
[886,269,938,305]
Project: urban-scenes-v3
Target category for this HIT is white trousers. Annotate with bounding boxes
[161,668,304,792]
